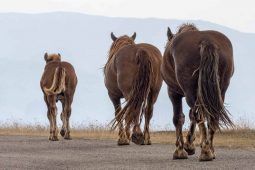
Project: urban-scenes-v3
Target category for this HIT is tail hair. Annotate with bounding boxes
[44,66,66,95]
[111,49,153,129]
[196,40,234,130]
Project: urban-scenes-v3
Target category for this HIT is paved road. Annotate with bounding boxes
[0,136,255,169]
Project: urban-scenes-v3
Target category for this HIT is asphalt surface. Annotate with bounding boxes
[0,136,255,170]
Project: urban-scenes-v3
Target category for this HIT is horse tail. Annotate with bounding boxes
[112,49,153,129]
[44,66,66,95]
[196,40,233,130]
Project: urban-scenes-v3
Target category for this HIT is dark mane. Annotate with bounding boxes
[177,23,199,34]
[166,23,199,49]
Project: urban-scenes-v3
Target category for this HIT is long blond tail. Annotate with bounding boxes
[44,67,66,95]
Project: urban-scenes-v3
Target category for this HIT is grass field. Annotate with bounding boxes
[0,123,254,149]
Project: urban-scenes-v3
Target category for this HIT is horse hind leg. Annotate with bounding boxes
[63,104,72,140]
[208,122,216,159]
[47,95,59,141]
[206,91,228,159]
[186,94,213,161]
[131,108,144,145]
[168,90,187,159]
[143,91,154,145]
[60,99,66,137]
[184,109,197,155]
[44,95,53,140]
[47,110,53,140]
[110,95,129,145]
[61,93,73,140]
[125,117,131,142]
[197,117,214,161]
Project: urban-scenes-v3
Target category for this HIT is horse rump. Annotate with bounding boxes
[111,49,153,129]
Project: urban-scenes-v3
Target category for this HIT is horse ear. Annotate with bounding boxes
[44,52,48,62]
[111,32,117,41]
[167,27,173,41]
[58,53,61,57]
[131,32,136,40]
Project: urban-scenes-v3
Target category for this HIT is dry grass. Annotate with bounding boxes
[0,123,254,149]
[0,123,117,140]
[152,129,255,149]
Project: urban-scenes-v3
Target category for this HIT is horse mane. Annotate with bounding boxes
[177,23,199,34]
[104,36,135,73]
[166,23,199,49]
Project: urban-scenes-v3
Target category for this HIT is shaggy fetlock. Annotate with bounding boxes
[199,142,214,161]
[173,147,188,160]
[117,131,130,145]
[144,138,151,145]
[184,141,196,155]
[143,132,151,145]
[60,128,65,137]
[117,138,130,145]
[49,130,59,141]
[212,152,216,159]
[210,147,216,159]
[49,134,59,141]
[131,132,144,145]
[64,131,72,140]
[48,133,53,141]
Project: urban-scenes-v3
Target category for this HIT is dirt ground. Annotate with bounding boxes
[0,135,255,170]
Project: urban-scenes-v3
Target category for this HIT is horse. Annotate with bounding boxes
[40,53,77,141]
[161,24,234,161]
[104,32,162,145]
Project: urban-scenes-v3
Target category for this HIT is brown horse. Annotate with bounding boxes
[104,32,162,145]
[40,53,77,141]
[161,24,234,161]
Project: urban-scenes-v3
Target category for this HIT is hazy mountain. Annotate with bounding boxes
[0,12,254,129]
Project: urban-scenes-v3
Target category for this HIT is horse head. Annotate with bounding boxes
[111,32,136,42]
[166,23,199,48]
[44,53,61,63]
[108,32,136,60]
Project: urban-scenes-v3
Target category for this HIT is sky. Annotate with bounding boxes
[0,0,254,33]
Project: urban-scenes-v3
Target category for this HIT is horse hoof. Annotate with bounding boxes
[64,134,72,140]
[184,142,196,155]
[131,133,144,145]
[49,136,59,141]
[60,129,65,137]
[212,152,216,159]
[173,148,188,160]
[199,150,214,161]
[117,138,130,145]
[144,139,152,145]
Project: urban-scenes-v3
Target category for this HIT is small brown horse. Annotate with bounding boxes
[40,53,77,141]
[161,24,234,161]
[104,32,162,145]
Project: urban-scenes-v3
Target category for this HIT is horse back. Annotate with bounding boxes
[115,43,162,71]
